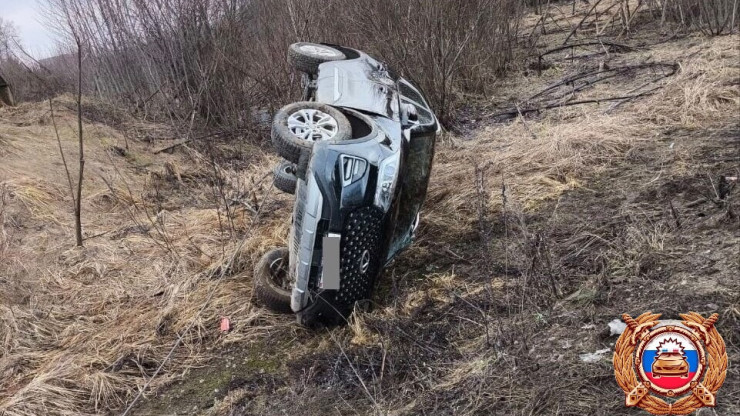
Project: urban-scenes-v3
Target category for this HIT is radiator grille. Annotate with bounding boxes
[336,207,384,305]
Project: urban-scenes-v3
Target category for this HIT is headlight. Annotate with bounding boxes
[374,151,400,211]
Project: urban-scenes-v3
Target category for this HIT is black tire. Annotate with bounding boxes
[271,102,351,164]
[253,247,292,314]
[273,161,297,194]
[288,43,346,75]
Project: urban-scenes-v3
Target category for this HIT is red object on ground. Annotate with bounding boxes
[220,317,230,332]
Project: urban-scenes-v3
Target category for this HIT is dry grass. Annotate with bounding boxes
[198,30,738,416]
[1,10,738,416]
[443,33,738,212]
[391,33,738,415]
[0,96,295,415]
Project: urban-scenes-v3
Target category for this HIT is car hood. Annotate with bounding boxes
[315,55,401,122]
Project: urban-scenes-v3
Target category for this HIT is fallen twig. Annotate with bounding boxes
[493,86,668,119]
[540,41,633,60]
[605,70,678,113]
[152,131,225,154]
[497,62,679,119]
[536,40,634,72]
[526,62,675,103]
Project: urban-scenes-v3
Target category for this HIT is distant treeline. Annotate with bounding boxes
[2,0,523,131]
[0,0,736,134]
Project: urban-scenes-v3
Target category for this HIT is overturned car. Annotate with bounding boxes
[254,43,439,325]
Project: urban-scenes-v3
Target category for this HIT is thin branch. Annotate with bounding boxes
[74,37,84,247]
[49,99,77,209]
[539,40,633,60]
[564,0,605,44]
[492,85,670,119]
[152,131,224,154]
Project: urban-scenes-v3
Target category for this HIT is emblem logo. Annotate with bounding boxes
[614,312,728,415]
[359,250,371,274]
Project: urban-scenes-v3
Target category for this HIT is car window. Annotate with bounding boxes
[398,79,429,108]
[401,97,434,126]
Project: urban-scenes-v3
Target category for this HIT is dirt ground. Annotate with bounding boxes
[1,4,738,416]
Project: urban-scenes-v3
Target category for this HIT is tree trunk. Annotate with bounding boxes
[75,39,84,247]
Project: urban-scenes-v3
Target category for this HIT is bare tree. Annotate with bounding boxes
[73,36,84,246]
[0,17,17,60]
[0,18,18,106]
[44,0,87,246]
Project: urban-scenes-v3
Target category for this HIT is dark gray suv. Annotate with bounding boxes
[254,43,439,325]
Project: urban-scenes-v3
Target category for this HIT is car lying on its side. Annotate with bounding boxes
[253,42,440,325]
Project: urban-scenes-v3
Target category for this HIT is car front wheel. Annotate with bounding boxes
[271,102,352,164]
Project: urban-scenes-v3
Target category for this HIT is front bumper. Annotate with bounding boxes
[290,173,323,312]
[289,133,398,313]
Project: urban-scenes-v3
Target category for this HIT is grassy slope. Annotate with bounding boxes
[0,96,296,415]
[1,7,738,416]
[196,32,739,416]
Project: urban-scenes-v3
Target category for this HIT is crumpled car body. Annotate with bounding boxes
[288,45,439,324]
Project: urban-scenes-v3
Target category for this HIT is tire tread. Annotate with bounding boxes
[253,248,292,314]
[273,161,297,194]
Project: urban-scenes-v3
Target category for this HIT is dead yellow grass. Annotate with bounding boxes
[0,97,294,415]
[644,36,740,128]
[0,29,737,416]
[330,32,739,416]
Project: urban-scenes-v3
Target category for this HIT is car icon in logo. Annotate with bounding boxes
[651,350,689,379]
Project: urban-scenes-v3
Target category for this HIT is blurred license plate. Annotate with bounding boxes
[320,234,340,290]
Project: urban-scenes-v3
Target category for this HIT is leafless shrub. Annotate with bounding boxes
[599,0,738,36]
[658,0,739,35]
[335,0,524,122]
[31,0,523,130]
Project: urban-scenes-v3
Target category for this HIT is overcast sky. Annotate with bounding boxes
[2,0,58,58]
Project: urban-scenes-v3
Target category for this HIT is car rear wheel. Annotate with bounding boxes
[253,247,293,314]
[271,102,352,164]
[288,42,346,75]
[273,161,297,194]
